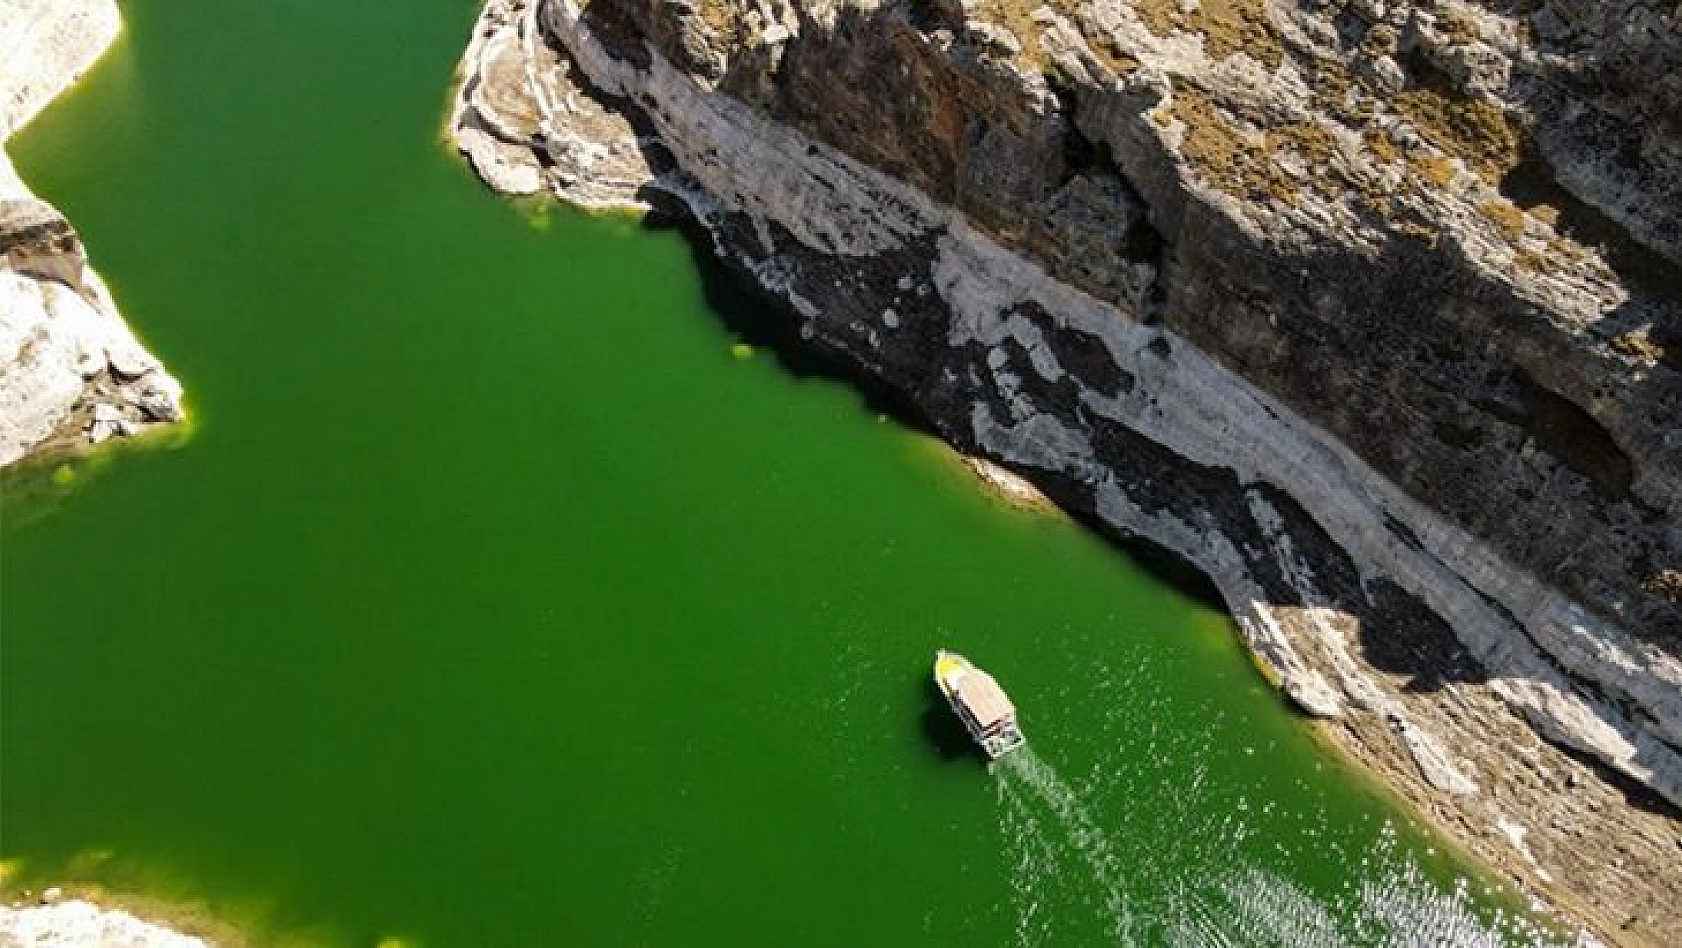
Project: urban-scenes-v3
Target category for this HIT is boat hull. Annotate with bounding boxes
[934,650,1026,759]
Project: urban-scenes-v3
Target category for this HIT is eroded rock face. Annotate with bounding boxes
[0,0,184,469]
[452,0,1681,941]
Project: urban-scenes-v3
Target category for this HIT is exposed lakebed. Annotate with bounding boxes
[1,1,1578,944]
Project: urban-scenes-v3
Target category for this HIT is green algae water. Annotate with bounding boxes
[1,2,1573,945]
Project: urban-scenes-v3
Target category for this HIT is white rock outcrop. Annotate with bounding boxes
[0,900,208,948]
[0,0,183,470]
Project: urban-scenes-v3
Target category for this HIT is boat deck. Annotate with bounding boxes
[949,669,1015,728]
[935,650,1026,758]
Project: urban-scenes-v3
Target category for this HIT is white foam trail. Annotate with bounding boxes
[996,748,1137,945]
[984,648,1594,947]
[993,744,1593,948]
[1201,867,1348,948]
[1182,828,1600,948]
[998,772,1063,947]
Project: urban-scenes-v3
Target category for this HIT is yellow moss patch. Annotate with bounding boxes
[969,0,1140,76]
[1528,203,1561,227]
[694,0,738,36]
[1410,153,1459,188]
[1513,248,1549,272]
[1308,57,1374,126]
[1364,128,1401,164]
[1170,88,1367,205]
[1270,120,1336,166]
[1546,234,1589,264]
[1134,0,1284,69]
[1612,328,1669,365]
[1172,85,1298,201]
[1087,34,1143,75]
[1646,568,1682,604]
[1397,220,1440,248]
[1394,87,1521,182]
[971,0,1050,71]
[1435,8,1481,45]
[1359,193,1393,219]
[1134,0,1179,38]
[1267,120,1348,199]
[1479,199,1526,241]
[1360,23,1399,58]
[1201,0,1283,66]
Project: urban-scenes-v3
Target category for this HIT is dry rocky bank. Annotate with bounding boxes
[0,0,183,473]
[0,894,208,948]
[452,0,1682,942]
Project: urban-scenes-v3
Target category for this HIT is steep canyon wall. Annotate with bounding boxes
[453,0,1682,940]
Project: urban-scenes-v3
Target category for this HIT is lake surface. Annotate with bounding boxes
[1,1,1572,944]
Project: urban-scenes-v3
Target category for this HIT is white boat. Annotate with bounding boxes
[933,649,1026,759]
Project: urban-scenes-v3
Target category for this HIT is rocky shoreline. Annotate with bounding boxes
[1,0,184,472]
[451,0,1681,942]
[0,892,209,948]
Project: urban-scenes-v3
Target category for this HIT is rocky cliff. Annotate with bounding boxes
[452,0,1682,941]
[1,0,183,470]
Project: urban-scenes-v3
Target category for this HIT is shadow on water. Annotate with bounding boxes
[1090,515,1227,615]
[1020,464,1230,616]
[640,204,1232,620]
[641,205,933,428]
[918,670,990,765]
[0,429,188,533]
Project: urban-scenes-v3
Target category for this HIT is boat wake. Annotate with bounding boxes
[995,748,1136,946]
[993,748,1591,948]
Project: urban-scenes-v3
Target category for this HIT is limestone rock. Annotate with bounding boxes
[136,383,183,423]
[0,0,186,469]
[451,0,653,210]
[0,900,208,948]
[0,0,118,139]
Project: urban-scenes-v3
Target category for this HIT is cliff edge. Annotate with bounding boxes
[1,0,183,471]
[452,0,1682,941]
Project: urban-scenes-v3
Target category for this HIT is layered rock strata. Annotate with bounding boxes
[1,0,183,470]
[452,0,1682,941]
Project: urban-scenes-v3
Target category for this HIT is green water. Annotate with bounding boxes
[1,2,1567,945]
